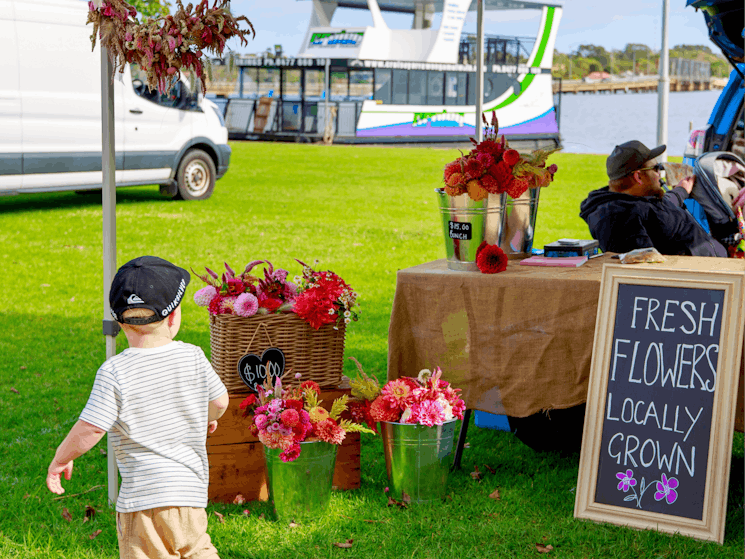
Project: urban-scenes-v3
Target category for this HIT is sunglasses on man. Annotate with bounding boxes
[633,163,665,174]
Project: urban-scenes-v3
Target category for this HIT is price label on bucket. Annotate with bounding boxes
[237,347,286,393]
[448,221,472,240]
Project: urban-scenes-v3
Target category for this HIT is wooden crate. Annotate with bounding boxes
[207,389,361,503]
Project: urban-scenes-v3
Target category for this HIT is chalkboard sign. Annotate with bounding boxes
[237,347,285,393]
[575,260,745,544]
[448,221,472,240]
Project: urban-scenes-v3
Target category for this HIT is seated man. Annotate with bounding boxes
[579,140,727,257]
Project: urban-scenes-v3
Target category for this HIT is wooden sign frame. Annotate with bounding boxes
[574,259,745,544]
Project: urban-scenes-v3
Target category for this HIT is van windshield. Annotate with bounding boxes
[130,64,199,110]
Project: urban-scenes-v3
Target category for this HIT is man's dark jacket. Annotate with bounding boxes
[579,185,727,257]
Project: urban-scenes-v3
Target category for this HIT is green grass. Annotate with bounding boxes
[0,144,740,558]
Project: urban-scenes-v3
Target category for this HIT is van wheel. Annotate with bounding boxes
[176,149,215,201]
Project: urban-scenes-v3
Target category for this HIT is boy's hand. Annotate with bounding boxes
[208,420,218,434]
[46,459,73,495]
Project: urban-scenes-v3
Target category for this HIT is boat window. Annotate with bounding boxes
[408,70,427,105]
[282,69,302,101]
[258,68,280,98]
[330,70,349,101]
[305,70,325,100]
[427,71,444,105]
[466,73,476,106]
[445,73,459,106]
[392,70,408,105]
[373,69,392,104]
[350,70,373,100]
[457,72,467,105]
[240,68,259,98]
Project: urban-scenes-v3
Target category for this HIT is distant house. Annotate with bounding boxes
[585,71,611,80]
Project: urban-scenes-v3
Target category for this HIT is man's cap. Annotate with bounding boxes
[606,140,666,181]
[110,256,191,325]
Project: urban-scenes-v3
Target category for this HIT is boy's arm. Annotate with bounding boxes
[46,420,106,494]
[208,391,229,422]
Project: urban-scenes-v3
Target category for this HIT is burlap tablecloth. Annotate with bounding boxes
[387,256,745,432]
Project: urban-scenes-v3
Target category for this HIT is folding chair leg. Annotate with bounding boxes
[451,408,472,471]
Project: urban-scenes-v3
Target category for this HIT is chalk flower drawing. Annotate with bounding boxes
[654,473,679,505]
[616,469,637,492]
[617,469,680,509]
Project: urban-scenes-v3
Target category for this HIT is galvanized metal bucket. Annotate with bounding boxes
[436,187,540,269]
[264,441,338,523]
[381,420,457,504]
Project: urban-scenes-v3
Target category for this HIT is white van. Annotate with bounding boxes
[0,0,230,200]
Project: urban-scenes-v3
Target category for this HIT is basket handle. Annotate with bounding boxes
[244,322,275,355]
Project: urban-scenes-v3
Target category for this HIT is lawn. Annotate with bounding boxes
[0,143,741,558]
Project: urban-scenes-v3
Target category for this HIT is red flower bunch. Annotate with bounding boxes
[348,359,465,429]
[443,112,559,201]
[292,260,359,330]
[239,374,374,462]
[87,0,255,94]
[475,242,508,274]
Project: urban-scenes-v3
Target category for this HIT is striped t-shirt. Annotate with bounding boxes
[79,341,227,513]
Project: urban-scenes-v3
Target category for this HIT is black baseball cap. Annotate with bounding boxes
[606,140,666,181]
[110,256,191,325]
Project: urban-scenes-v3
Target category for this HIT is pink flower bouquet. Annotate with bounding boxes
[192,259,359,330]
[348,360,465,429]
[239,375,374,462]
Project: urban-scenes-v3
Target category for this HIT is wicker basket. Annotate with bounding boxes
[209,313,346,394]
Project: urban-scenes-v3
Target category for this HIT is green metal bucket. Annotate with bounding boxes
[381,420,457,504]
[264,441,338,523]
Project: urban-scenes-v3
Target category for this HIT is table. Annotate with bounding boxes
[387,256,745,464]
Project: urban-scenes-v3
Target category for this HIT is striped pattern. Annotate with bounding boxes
[79,341,227,513]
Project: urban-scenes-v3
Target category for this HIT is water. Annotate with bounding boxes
[558,89,722,157]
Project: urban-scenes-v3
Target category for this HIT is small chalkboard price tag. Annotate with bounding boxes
[237,347,286,393]
[574,258,745,544]
[448,221,472,240]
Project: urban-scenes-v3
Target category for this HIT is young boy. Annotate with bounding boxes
[46,256,229,559]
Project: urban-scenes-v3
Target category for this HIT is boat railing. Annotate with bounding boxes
[223,98,363,139]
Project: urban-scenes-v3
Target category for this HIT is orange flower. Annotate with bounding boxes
[467,179,488,201]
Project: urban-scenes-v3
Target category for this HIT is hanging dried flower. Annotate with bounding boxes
[87,0,255,94]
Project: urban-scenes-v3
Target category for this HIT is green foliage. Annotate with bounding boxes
[338,419,375,435]
[328,394,349,421]
[130,0,170,18]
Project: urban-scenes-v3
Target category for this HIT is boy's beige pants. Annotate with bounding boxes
[116,506,220,559]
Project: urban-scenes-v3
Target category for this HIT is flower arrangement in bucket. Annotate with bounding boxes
[238,374,375,462]
[442,112,559,202]
[346,360,466,503]
[192,259,359,330]
[347,363,465,428]
[86,0,255,94]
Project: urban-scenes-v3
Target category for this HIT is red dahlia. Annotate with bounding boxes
[476,243,508,274]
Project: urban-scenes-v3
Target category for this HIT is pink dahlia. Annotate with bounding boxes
[258,430,295,450]
[234,293,259,317]
[381,378,418,410]
[280,443,301,462]
[315,418,346,445]
[194,286,218,307]
[254,414,269,431]
[416,400,447,427]
[369,395,401,423]
[280,409,300,427]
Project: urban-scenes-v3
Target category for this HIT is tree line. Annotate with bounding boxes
[553,43,731,80]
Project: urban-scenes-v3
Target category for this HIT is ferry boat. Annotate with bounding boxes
[219,0,563,148]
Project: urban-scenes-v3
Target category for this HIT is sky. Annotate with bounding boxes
[225,0,716,58]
